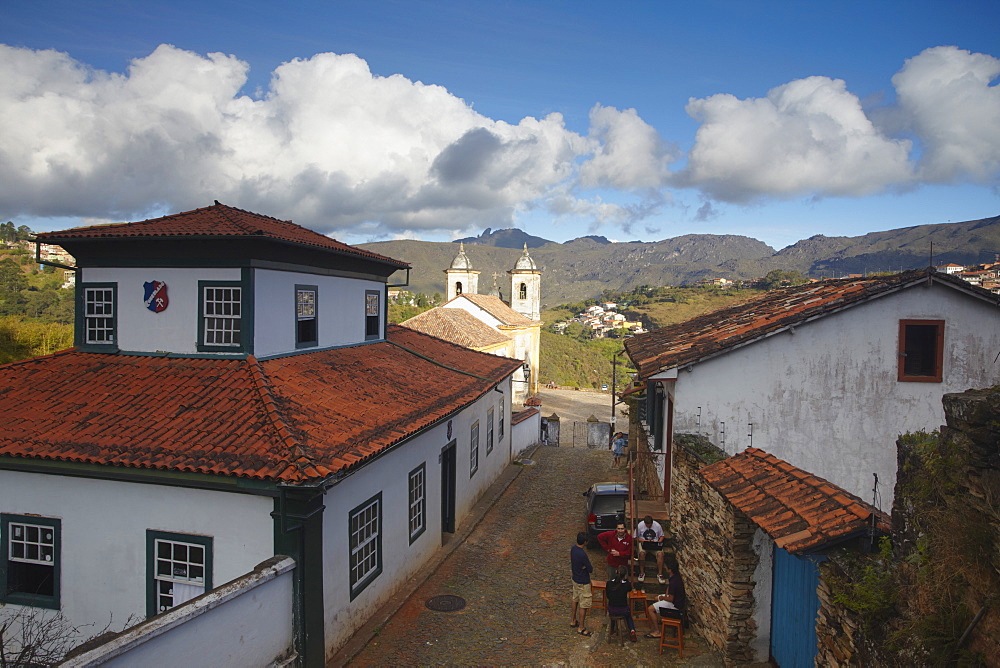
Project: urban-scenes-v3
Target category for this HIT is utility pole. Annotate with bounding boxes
[610,349,624,447]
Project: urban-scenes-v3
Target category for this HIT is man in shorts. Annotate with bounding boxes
[633,514,666,583]
[570,531,594,636]
[645,560,687,638]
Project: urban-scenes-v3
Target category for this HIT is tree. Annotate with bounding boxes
[0,259,27,297]
[760,269,808,290]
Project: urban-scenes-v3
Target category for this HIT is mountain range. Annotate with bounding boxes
[360,214,1000,307]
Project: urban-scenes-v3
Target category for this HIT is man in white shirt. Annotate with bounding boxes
[633,514,666,583]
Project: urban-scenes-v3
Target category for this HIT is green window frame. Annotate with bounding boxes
[1,513,61,610]
[470,421,480,477]
[408,464,426,544]
[365,290,381,341]
[77,282,117,351]
[295,285,318,349]
[349,493,382,600]
[146,530,213,618]
[197,281,244,352]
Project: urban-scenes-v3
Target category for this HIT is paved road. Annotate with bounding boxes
[344,445,721,667]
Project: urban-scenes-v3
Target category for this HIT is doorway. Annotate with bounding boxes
[440,440,457,540]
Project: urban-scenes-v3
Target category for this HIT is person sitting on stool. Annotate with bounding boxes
[606,565,638,642]
[645,560,687,638]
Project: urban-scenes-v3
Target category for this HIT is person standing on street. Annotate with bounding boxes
[570,531,594,636]
[597,521,633,580]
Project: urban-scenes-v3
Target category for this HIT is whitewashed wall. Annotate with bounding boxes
[82,267,386,357]
[253,268,385,356]
[0,471,274,636]
[84,267,240,354]
[668,284,1000,503]
[62,557,295,668]
[510,409,541,457]
[319,382,512,658]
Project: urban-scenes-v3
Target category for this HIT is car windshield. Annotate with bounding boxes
[592,495,625,515]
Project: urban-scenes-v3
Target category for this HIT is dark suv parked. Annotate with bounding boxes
[582,482,628,546]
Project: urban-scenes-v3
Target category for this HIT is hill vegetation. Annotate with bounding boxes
[0,228,75,363]
[360,214,1000,306]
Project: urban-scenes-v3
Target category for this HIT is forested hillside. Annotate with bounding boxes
[0,230,75,363]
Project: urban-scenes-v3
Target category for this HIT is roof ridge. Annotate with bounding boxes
[244,355,314,481]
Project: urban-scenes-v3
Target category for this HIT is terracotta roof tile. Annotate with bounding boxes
[34,202,408,269]
[626,269,999,379]
[700,448,890,553]
[0,326,520,484]
[400,308,511,349]
[449,293,537,326]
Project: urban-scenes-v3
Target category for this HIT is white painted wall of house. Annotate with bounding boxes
[84,267,240,354]
[0,471,274,636]
[82,267,385,357]
[319,383,512,658]
[667,284,1000,504]
[444,297,504,328]
[253,268,385,355]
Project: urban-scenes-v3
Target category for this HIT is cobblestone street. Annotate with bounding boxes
[343,445,722,667]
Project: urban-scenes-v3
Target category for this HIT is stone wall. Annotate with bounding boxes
[671,439,761,664]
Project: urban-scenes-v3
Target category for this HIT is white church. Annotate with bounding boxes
[401,242,542,404]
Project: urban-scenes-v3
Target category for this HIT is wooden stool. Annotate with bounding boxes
[658,616,684,657]
[607,612,629,647]
[590,580,606,611]
[628,590,649,624]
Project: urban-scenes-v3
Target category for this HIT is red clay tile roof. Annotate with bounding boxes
[700,448,890,553]
[34,202,408,269]
[400,308,511,349]
[449,294,538,326]
[625,268,999,380]
[0,326,520,484]
[511,407,539,425]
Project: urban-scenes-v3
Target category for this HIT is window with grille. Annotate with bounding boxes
[349,493,382,598]
[898,320,944,382]
[296,286,318,347]
[83,285,116,346]
[199,282,242,350]
[470,421,479,477]
[365,291,380,340]
[519,283,527,299]
[1,514,60,609]
[146,531,212,617]
[408,464,426,543]
[486,408,495,455]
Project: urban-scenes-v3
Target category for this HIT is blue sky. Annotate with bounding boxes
[2,0,998,250]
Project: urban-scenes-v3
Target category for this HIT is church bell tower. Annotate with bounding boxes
[444,242,479,301]
[508,243,541,321]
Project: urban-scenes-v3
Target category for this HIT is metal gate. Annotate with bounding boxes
[770,547,820,667]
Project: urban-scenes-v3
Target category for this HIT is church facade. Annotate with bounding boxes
[402,243,542,404]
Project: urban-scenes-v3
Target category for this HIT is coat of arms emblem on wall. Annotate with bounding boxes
[143,280,169,313]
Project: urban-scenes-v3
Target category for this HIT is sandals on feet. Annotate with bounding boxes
[644,632,660,639]
[578,629,592,636]
[569,621,579,628]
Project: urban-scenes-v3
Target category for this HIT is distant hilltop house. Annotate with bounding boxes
[937,262,964,274]
[0,203,528,665]
[399,242,541,404]
[560,302,644,338]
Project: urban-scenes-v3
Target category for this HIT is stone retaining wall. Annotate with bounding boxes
[672,440,760,664]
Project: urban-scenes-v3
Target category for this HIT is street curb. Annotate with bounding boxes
[329,444,542,666]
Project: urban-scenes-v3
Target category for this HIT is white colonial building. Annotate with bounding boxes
[0,203,521,666]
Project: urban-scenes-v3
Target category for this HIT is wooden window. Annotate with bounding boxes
[146,530,212,617]
[898,319,944,382]
[365,291,380,340]
[408,464,426,544]
[499,398,505,440]
[295,286,318,348]
[486,408,495,454]
[1,514,60,610]
[349,493,382,598]
[199,282,242,350]
[81,284,116,347]
[470,421,480,477]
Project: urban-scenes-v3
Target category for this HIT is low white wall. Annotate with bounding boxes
[511,408,541,456]
[62,557,296,668]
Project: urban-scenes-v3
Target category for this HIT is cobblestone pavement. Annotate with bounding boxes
[346,445,723,667]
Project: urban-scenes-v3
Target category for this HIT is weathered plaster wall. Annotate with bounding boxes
[670,283,1000,505]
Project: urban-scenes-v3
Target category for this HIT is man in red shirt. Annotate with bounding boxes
[597,522,633,579]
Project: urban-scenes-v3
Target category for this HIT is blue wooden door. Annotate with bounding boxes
[770,547,820,667]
